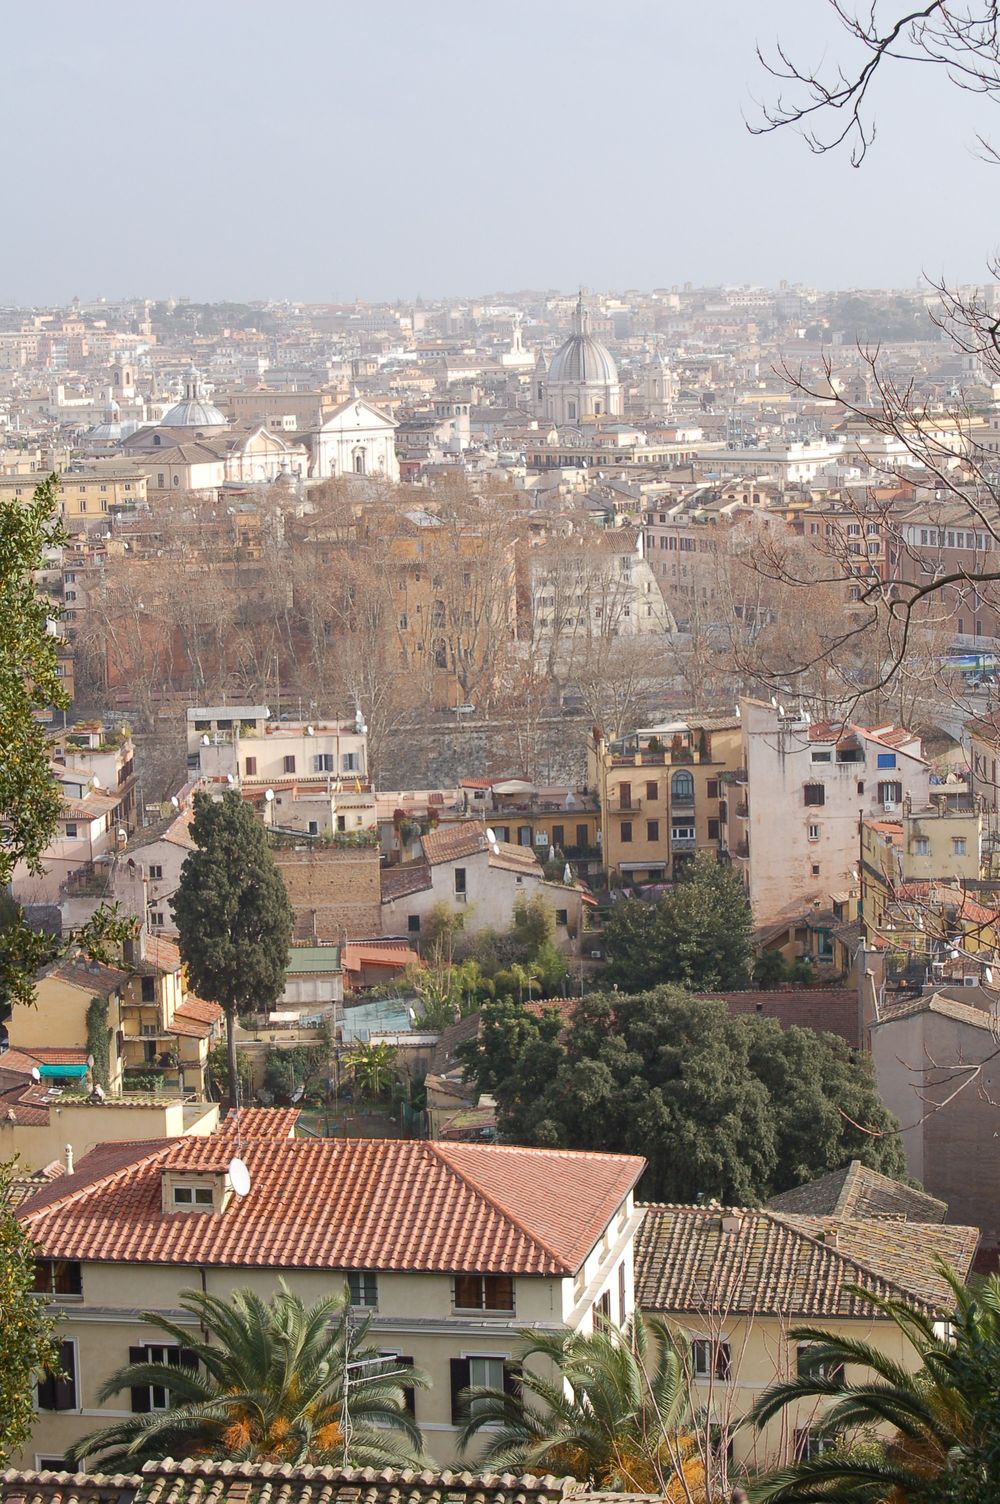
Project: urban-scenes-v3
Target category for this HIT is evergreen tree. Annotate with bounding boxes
[173,791,293,1106]
[0,1161,58,1464]
[604,854,753,993]
[466,989,904,1203]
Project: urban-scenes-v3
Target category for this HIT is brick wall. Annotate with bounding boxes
[272,846,382,941]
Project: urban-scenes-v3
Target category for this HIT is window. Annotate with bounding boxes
[621,820,633,843]
[307,820,319,835]
[953,837,968,856]
[857,781,865,796]
[707,817,720,840]
[593,1290,612,1330]
[879,781,903,806]
[804,784,825,807]
[811,862,821,876]
[283,754,296,774]
[618,1261,627,1325]
[691,1339,731,1382]
[706,779,719,799]
[647,820,660,842]
[407,914,421,933]
[914,837,929,856]
[151,911,164,927]
[796,1345,845,1382]
[876,752,897,768]
[380,1351,416,1416]
[172,1185,214,1209]
[140,976,156,1003]
[646,781,658,801]
[555,908,568,926]
[552,824,565,846]
[347,1272,378,1307]
[672,825,696,841]
[64,823,78,838]
[342,752,358,773]
[576,823,589,848]
[454,867,467,895]
[244,757,257,776]
[149,864,163,881]
[454,1274,515,1312]
[450,1355,518,1423]
[671,769,695,803]
[808,824,821,842]
[36,1339,77,1412]
[811,750,832,763]
[33,1260,82,1297]
[795,1429,836,1462]
[619,781,632,810]
[313,753,335,772]
[129,1343,197,1414]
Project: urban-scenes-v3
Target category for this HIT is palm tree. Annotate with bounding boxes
[65,1282,426,1472]
[458,1315,705,1497]
[749,1265,1000,1502]
[344,1040,398,1099]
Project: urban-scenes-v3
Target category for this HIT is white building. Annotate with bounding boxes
[731,700,930,927]
[311,397,400,482]
[186,706,369,789]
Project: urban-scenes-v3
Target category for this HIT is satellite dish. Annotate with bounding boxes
[264,788,275,802]
[92,775,101,788]
[770,696,778,708]
[31,1066,41,1083]
[306,725,315,736]
[485,828,497,844]
[170,795,180,809]
[86,1055,94,1068]
[228,1158,251,1197]
[202,734,210,745]
[735,705,741,719]
[986,967,994,985]
[226,773,235,785]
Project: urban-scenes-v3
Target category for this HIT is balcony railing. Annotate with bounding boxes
[671,835,698,851]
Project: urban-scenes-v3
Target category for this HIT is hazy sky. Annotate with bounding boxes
[4,0,997,303]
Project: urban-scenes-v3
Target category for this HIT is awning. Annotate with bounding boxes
[38,1063,88,1079]
[618,860,667,872]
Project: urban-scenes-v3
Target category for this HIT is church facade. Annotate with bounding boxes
[539,295,622,426]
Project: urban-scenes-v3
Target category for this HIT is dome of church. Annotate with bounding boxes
[547,297,618,386]
[160,397,228,428]
[160,367,227,429]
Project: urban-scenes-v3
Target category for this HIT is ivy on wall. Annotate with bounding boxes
[86,995,110,1090]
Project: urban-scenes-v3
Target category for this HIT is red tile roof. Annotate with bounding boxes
[380,864,433,902]
[19,1136,643,1277]
[421,821,486,865]
[44,957,127,998]
[174,996,223,1027]
[698,989,860,1048]
[221,1107,300,1138]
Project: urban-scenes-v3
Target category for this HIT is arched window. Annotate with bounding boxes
[353,448,366,475]
[671,769,694,803]
[568,400,577,420]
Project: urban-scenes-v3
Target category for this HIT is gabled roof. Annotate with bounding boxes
[875,989,998,1032]
[635,1203,978,1319]
[40,956,127,998]
[767,1160,948,1222]
[421,821,486,865]
[19,1135,643,1277]
[380,863,433,902]
[0,1461,586,1504]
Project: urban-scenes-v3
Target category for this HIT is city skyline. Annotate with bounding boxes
[4,0,999,305]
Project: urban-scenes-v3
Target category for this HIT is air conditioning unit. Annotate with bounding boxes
[883,799,897,812]
[964,976,978,987]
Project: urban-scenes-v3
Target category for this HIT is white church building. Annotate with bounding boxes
[311,396,400,482]
[538,295,622,426]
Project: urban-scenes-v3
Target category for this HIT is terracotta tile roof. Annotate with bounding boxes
[19,1136,643,1277]
[0,1082,50,1126]
[16,1047,90,1064]
[0,1461,587,1504]
[696,989,860,1047]
[221,1107,300,1139]
[342,943,419,975]
[635,1204,978,1319]
[875,990,998,1032]
[137,936,182,974]
[174,996,224,1027]
[44,956,127,998]
[6,1161,65,1209]
[767,1160,948,1223]
[420,821,485,865]
[380,864,433,902]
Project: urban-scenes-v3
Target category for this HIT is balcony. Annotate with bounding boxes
[671,834,698,851]
[736,801,749,819]
[608,797,642,814]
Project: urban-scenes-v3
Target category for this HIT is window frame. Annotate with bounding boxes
[453,1273,515,1313]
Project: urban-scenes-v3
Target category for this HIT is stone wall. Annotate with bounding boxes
[379,714,589,791]
[272,844,382,941]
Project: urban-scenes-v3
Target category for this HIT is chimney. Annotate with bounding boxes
[721,1213,743,1236]
[64,1144,74,1175]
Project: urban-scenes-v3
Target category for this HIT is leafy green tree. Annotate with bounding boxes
[66,1281,426,1471]
[344,1040,398,1100]
[468,990,903,1203]
[0,1160,59,1465]
[605,855,753,993]
[173,791,293,1106]
[458,1315,704,1496]
[510,892,556,957]
[750,1265,1000,1503]
[753,949,789,988]
[0,478,135,1032]
[206,1038,254,1103]
[263,1043,328,1104]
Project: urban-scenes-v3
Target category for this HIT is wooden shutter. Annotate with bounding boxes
[129,1345,151,1413]
[450,1356,471,1425]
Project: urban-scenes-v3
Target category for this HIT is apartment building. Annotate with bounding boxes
[731,701,930,926]
[186,706,368,787]
[0,466,147,526]
[16,1128,644,1469]
[588,718,743,883]
[11,725,137,905]
[636,1198,977,1472]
